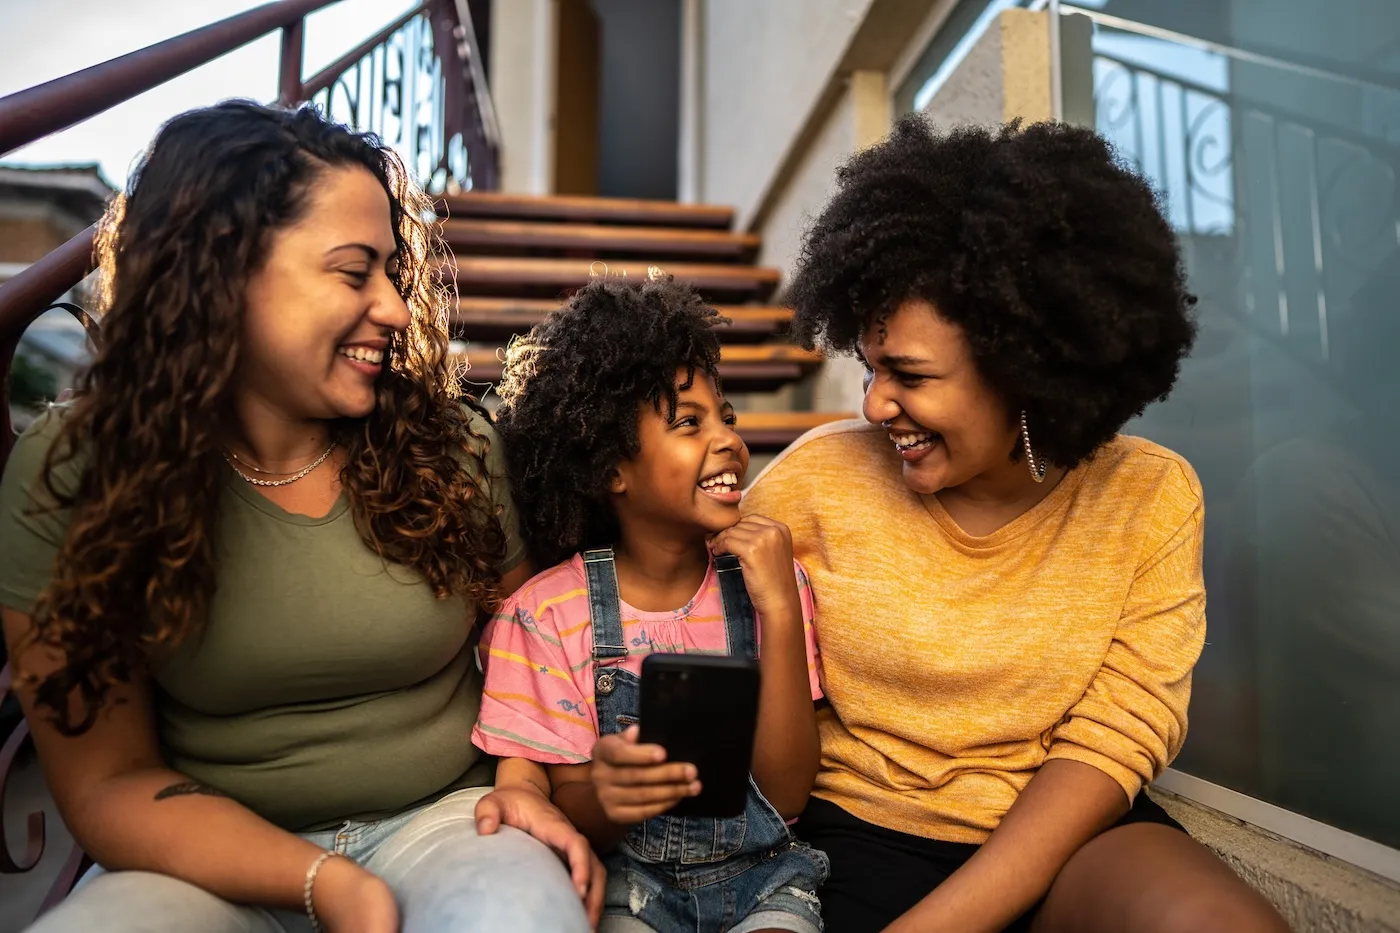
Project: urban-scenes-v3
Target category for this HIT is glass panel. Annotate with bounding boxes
[1085,0,1400,849]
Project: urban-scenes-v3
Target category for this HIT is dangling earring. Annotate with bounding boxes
[1020,410,1047,483]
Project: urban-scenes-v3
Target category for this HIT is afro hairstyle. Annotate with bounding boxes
[788,115,1198,467]
[494,277,727,569]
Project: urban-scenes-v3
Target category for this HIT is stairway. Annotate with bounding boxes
[436,192,852,454]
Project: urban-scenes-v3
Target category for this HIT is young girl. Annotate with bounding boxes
[473,278,829,933]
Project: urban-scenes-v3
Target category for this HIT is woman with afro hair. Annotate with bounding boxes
[741,116,1291,933]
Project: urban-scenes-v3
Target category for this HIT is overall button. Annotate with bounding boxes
[596,671,616,696]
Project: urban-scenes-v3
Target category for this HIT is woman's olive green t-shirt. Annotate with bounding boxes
[0,406,526,831]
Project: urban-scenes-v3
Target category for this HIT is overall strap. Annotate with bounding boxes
[714,554,758,660]
[582,548,628,661]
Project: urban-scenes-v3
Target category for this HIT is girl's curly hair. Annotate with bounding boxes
[494,278,724,569]
[789,115,1198,467]
[25,101,506,734]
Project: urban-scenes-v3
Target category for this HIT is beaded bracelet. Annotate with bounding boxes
[304,850,339,932]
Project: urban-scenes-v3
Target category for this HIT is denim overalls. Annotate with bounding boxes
[582,548,829,933]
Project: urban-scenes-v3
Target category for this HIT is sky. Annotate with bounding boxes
[0,0,417,189]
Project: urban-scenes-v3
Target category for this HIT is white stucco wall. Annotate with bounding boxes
[699,0,874,218]
[489,0,553,194]
[755,85,866,416]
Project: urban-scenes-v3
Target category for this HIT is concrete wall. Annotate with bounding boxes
[753,73,896,419]
[699,0,875,219]
[921,12,1005,127]
[1151,789,1400,933]
[921,9,1054,127]
[726,79,855,482]
[490,0,554,194]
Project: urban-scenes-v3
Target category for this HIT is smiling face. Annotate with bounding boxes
[237,164,410,423]
[611,368,751,539]
[860,298,1022,496]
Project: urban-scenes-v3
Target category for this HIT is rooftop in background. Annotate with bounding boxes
[0,163,117,228]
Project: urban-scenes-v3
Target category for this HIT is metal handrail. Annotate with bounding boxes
[1095,51,1400,164]
[451,0,501,153]
[301,3,427,99]
[0,0,339,157]
[1061,4,1400,98]
[1094,46,1400,381]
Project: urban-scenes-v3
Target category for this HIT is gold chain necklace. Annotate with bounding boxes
[224,442,336,488]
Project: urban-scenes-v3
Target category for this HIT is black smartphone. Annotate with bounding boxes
[637,653,761,819]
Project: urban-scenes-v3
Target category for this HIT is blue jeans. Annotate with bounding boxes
[26,786,590,933]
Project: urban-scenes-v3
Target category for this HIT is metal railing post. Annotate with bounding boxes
[279,17,305,105]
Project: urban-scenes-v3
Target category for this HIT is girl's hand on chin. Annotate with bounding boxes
[707,515,801,622]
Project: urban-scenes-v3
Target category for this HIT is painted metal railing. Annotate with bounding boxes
[1093,48,1400,373]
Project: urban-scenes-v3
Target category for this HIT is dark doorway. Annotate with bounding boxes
[590,0,681,200]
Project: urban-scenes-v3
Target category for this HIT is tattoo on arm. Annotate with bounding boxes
[154,781,228,801]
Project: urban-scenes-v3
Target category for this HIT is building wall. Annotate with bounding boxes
[0,216,68,264]
[490,0,554,194]
[699,0,875,220]
[0,198,92,265]
[754,79,887,418]
[921,15,1005,127]
[920,10,1054,127]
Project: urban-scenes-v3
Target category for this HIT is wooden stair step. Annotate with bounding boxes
[448,258,780,302]
[441,219,759,262]
[733,411,856,453]
[711,345,822,366]
[452,298,792,343]
[456,345,822,394]
[438,192,733,229]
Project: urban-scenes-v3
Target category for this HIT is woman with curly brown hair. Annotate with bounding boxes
[0,101,600,933]
[741,117,1291,933]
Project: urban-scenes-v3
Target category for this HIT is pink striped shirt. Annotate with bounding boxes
[472,554,822,764]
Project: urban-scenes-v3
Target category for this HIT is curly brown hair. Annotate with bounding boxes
[24,101,506,734]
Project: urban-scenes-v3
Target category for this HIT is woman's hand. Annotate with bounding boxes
[313,856,400,933]
[591,726,700,825]
[708,515,801,621]
[475,784,607,927]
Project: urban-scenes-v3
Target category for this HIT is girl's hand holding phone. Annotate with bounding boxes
[590,726,701,825]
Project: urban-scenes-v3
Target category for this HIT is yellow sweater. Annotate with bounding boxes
[742,421,1205,844]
